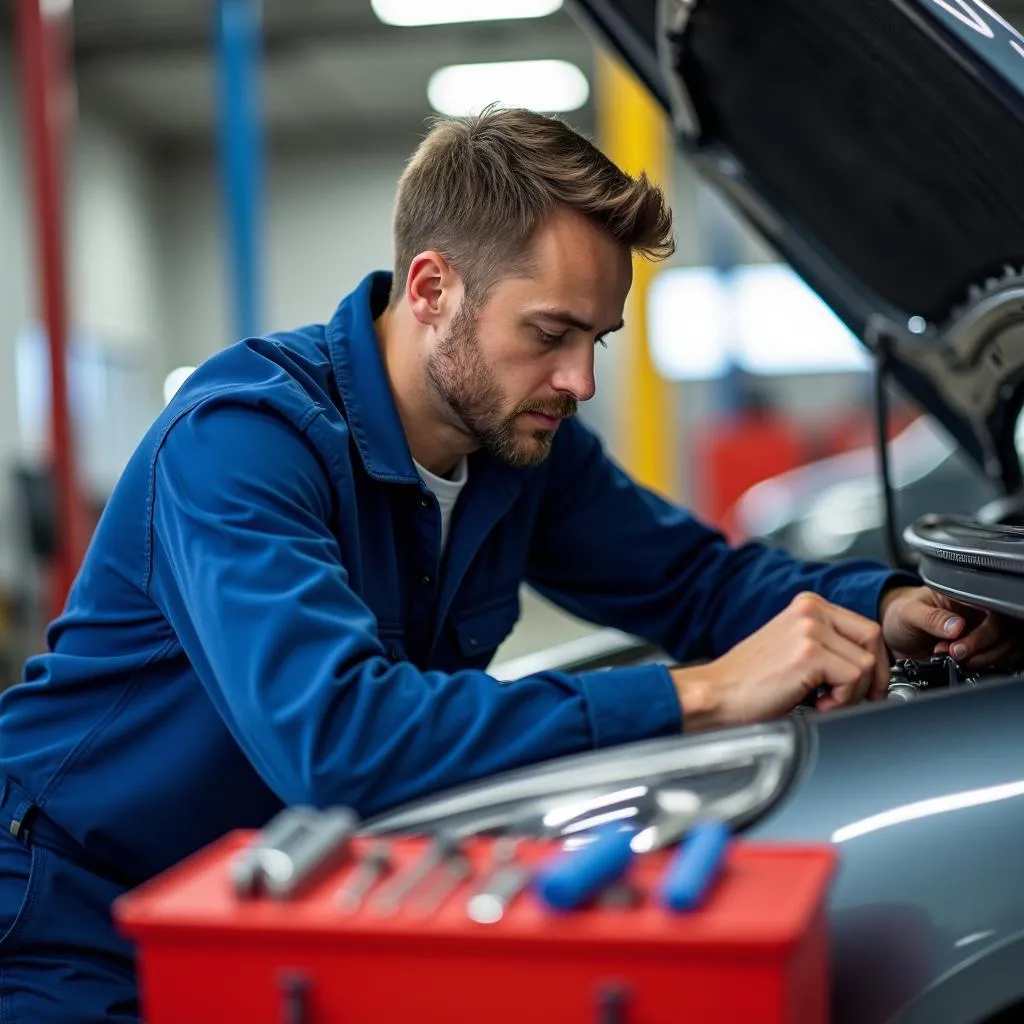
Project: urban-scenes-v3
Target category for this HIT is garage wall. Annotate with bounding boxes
[160,145,406,370]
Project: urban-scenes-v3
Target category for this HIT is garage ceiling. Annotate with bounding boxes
[69,0,597,154]
[5,0,1024,156]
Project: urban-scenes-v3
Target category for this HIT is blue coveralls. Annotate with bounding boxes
[0,271,908,1020]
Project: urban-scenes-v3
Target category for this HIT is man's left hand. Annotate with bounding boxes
[880,585,1023,669]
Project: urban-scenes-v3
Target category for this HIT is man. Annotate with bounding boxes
[0,107,1015,1021]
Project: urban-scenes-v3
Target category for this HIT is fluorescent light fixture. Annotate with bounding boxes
[427,60,589,117]
[372,0,562,27]
[648,263,871,381]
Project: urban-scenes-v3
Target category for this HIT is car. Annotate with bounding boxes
[733,414,999,564]
[365,3,1024,1022]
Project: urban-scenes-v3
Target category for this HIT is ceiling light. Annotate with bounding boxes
[427,60,589,117]
[372,0,562,27]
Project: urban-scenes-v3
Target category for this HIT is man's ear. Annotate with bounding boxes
[406,251,461,328]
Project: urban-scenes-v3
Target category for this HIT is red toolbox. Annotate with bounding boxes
[115,832,837,1023]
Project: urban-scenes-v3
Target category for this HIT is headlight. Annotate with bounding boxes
[363,721,799,841]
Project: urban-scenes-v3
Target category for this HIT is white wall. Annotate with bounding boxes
[161,147,405,369]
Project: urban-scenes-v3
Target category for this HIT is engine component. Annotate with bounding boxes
[886,655,1024,701]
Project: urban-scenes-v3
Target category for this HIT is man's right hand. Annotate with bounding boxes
[669,591,890,732]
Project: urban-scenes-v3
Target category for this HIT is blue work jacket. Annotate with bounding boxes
[0,271,904,882]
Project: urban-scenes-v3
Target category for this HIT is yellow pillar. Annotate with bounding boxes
[596,48,675,498]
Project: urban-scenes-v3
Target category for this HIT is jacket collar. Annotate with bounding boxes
[327,271,421,484]
[327,270,533,507]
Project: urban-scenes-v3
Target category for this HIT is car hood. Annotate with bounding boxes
[568,0,1024,493]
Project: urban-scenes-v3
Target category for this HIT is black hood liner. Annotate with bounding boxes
[679,0,1024,325]
[567,0,1024,490]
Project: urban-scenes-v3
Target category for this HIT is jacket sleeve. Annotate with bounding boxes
[526,419,919,664]
[147,402,682,816]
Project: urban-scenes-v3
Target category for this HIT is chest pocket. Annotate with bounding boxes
[450,593,521,665]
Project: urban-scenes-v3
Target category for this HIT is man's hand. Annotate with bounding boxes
[880,584,1024,669]
[670,591,888,732]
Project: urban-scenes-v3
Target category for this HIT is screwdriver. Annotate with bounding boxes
[466,837,529,924]
[411,851,473,917]
[335,840,392,914]
[370,832,462,915]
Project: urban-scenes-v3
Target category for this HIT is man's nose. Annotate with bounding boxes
[550,346,596,403]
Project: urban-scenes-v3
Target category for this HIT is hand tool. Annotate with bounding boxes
[231,806,358,900]
[370,831,462,915]
[535,824,636,911]
[659,818,730,912]
[334,839,392,914]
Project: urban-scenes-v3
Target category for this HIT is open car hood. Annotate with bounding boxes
[569,0,1024,493]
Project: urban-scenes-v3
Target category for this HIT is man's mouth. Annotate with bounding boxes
[522,411,562,430]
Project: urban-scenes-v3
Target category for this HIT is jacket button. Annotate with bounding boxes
[420,573,432,586]
[420,498,430,509]
[468,637,479,647]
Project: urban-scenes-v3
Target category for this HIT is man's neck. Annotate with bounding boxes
[374,303,475,477]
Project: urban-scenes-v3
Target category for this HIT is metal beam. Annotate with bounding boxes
[596,47,676,497]
[16,0,88,615]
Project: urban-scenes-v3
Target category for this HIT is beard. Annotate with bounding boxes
[426,301,577,468]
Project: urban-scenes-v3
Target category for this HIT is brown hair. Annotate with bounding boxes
[390,105,675,305]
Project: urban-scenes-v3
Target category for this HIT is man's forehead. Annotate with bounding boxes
[498,216,631,319]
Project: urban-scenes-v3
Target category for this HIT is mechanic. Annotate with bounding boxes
[0,106,1017,1021]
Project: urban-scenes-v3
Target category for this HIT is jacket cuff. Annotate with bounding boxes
[576,664,682,749]
[828,567,921,622]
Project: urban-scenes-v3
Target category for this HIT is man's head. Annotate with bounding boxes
[391,106,675,468]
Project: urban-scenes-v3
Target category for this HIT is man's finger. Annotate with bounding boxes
[964,638,1017,670]
[809,648,873,708]
[949,613,1003,661]
[821,599,885,648]
[821,601,889,698]
[894,596,966,642]
[818,628,877,703]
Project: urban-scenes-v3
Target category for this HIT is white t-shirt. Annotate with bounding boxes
[414,457,469,555]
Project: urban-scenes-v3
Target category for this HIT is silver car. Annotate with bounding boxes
[370,3,1024,1022]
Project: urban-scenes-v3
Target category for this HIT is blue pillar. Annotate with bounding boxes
[217,0,265,341]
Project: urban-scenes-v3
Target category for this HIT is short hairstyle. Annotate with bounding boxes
[390,105,675,305]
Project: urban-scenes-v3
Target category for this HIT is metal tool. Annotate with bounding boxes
[334,840,392,914]
[466,838,529,924]
[370,831,462,915]
[411,851,473,917]
[231,806,359,900]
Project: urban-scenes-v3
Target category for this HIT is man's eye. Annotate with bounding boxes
[536,328,565,347]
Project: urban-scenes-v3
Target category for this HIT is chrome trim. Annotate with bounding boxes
[364,722,796,840]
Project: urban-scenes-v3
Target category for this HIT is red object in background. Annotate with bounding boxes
[116,833,836,1024]
[691,412,808,539]
[16,0,88,618]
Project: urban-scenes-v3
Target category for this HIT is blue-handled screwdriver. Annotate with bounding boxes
[535,825,637,911]
[659,819,730,912]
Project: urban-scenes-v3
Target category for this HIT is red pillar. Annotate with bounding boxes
[16,0,86,617]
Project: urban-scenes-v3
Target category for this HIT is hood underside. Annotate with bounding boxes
[568,0,1024,492]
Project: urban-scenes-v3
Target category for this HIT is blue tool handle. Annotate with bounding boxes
[660,819,730,912]
[536,826,636,911]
